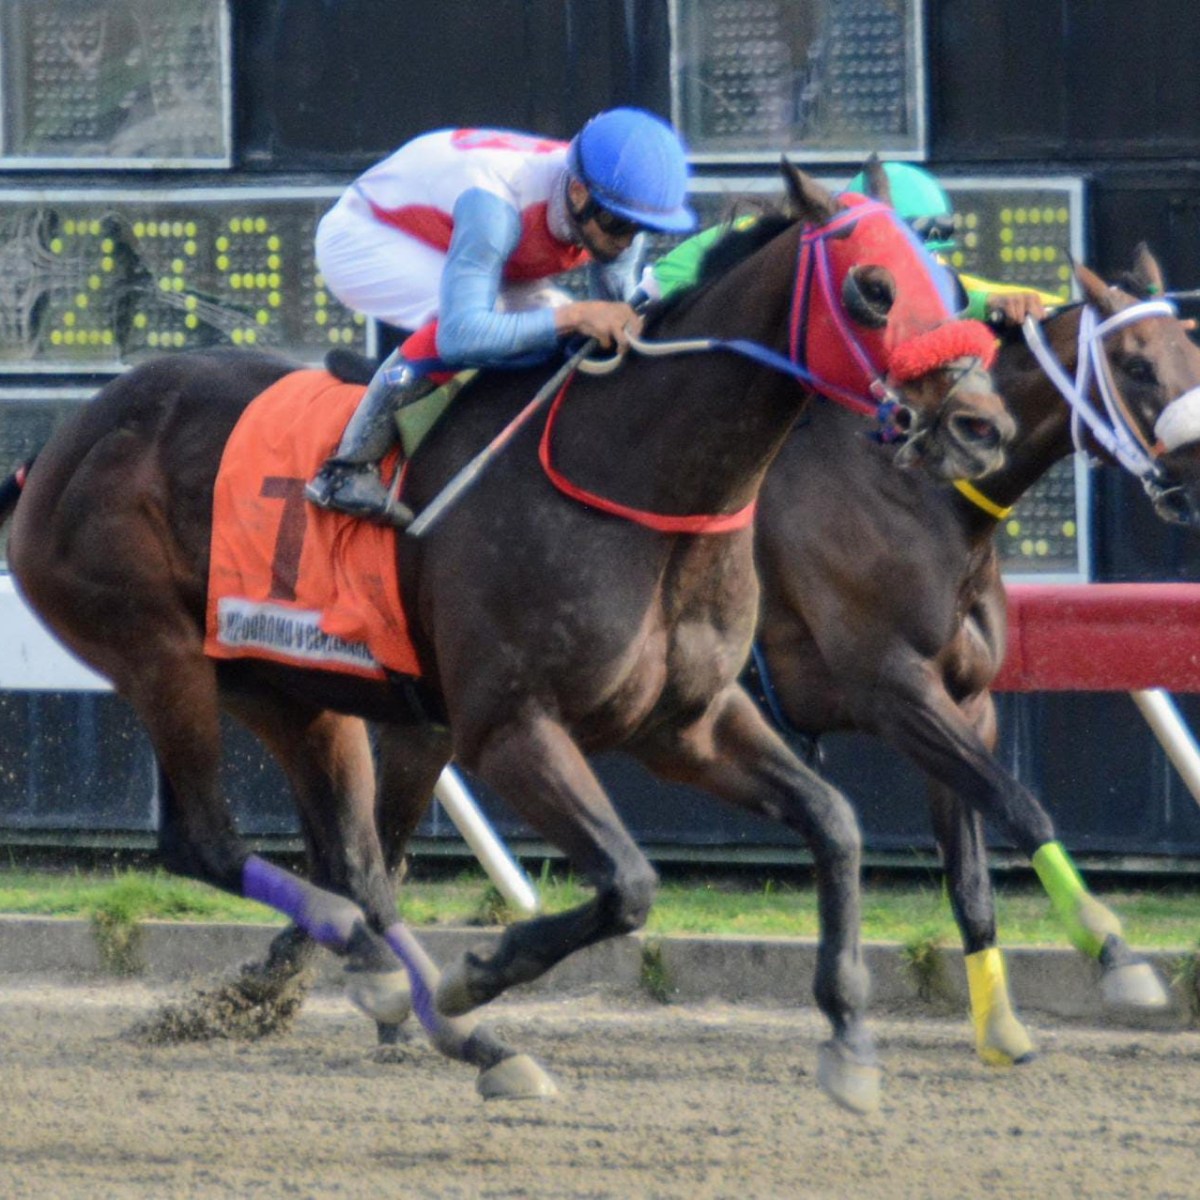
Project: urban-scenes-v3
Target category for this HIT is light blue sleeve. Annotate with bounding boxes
[435,188,561,367]
[587,234,645,301]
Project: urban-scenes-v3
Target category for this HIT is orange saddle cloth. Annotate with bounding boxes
[204,369,422,680]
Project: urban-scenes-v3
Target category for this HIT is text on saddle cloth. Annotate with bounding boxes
[204,369,422,679]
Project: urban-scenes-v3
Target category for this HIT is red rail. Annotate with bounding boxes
[994,583,1200,693]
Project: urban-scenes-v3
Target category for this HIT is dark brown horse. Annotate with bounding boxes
[2,165,1011,1114]
[752,246,1200,1065]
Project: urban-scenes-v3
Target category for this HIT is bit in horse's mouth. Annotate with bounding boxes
[1149,482,1200,528]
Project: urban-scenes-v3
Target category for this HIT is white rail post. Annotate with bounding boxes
[1130,689,1200,810]
[432,765,539,915]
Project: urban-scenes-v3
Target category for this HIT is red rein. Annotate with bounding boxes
[538,374,757,534]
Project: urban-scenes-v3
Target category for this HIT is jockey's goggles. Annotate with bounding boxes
[908,213,958,245]
[576,195,643,238]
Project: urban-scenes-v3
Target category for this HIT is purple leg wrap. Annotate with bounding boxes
[384,922,439,1033]
[242,855,362,951]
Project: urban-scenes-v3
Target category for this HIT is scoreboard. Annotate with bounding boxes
[0,171,1089,580]
[0,0,230,169]
[671,0,925,162]
[0,187,370,372]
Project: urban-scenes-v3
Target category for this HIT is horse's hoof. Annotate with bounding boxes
[978,1012,1037,1068]
[344,968,413,1026]
[817,1041,881,1115]
[436,960,480,1018]
[476,1053,559,1101]
[1101,960,1170,1012]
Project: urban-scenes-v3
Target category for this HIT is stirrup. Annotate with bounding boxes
[305,462,414,529]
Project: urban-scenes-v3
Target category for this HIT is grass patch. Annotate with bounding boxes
[0,865,1198,949]
[639,940,675,1004]
[900,927,952,1006]
[0,868,273,924]
[1170,943,1200,1022]
[91,909,144,976]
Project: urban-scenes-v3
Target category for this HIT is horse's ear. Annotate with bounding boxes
[1074,258,1120,315]
[1130,242,1166,298]
[780,157,840,224]
[861,154,891,205]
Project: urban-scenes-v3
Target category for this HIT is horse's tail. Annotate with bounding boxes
[0,458,34,526]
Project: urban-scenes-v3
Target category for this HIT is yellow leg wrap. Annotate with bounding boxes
[964,948,1035,1067]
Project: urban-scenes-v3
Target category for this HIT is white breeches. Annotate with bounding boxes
[315,189,446,330]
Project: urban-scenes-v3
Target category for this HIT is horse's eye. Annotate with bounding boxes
[843,267,895,329]
[1122,355,1157,385]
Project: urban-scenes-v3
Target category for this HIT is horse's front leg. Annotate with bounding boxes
[924,689,1034,1066]
[434,710,659,1010]
[637,685,879,1116]
[866,667,1169,1016]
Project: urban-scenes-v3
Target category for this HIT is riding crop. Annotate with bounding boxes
[405,336,598,538]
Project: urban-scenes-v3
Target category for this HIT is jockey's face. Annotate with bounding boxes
[567,179,640,262]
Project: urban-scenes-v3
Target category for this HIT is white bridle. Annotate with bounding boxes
[1021,298,1200,487]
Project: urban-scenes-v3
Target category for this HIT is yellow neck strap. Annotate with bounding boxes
[952,479,1014,521]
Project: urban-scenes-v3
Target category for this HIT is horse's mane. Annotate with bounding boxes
[644,207,797,334]
[695,212,796,284]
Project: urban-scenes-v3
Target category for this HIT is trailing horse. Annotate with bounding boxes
[2,164,1011,1114]
[752,246,1200,1065]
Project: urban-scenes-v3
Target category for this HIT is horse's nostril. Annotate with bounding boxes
[952,414,1001,449]
[891,404,916,433]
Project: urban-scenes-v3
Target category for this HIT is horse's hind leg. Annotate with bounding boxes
[636,685,879,1116]
[369,721,449,1047]
[147,758,324,1041]
[374,722,453,878]
[221,698,413,1034]
[125,653,400,985]
[235,704,551,1097]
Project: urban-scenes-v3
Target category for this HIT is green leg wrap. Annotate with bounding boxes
[1031,842,1122,959]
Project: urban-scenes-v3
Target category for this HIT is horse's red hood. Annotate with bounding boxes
[793,194,970,404]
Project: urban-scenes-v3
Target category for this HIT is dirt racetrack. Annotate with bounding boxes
[0,979,1196,1200]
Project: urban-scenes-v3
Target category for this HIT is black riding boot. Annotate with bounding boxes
[306,349,419,527]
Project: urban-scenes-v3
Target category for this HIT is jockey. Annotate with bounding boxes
[306,107,697,527]
[845,162,1061,327]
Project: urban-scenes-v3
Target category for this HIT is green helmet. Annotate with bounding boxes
[845,162,957,252]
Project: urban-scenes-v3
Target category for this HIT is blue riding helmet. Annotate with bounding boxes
[567,108,697,234]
